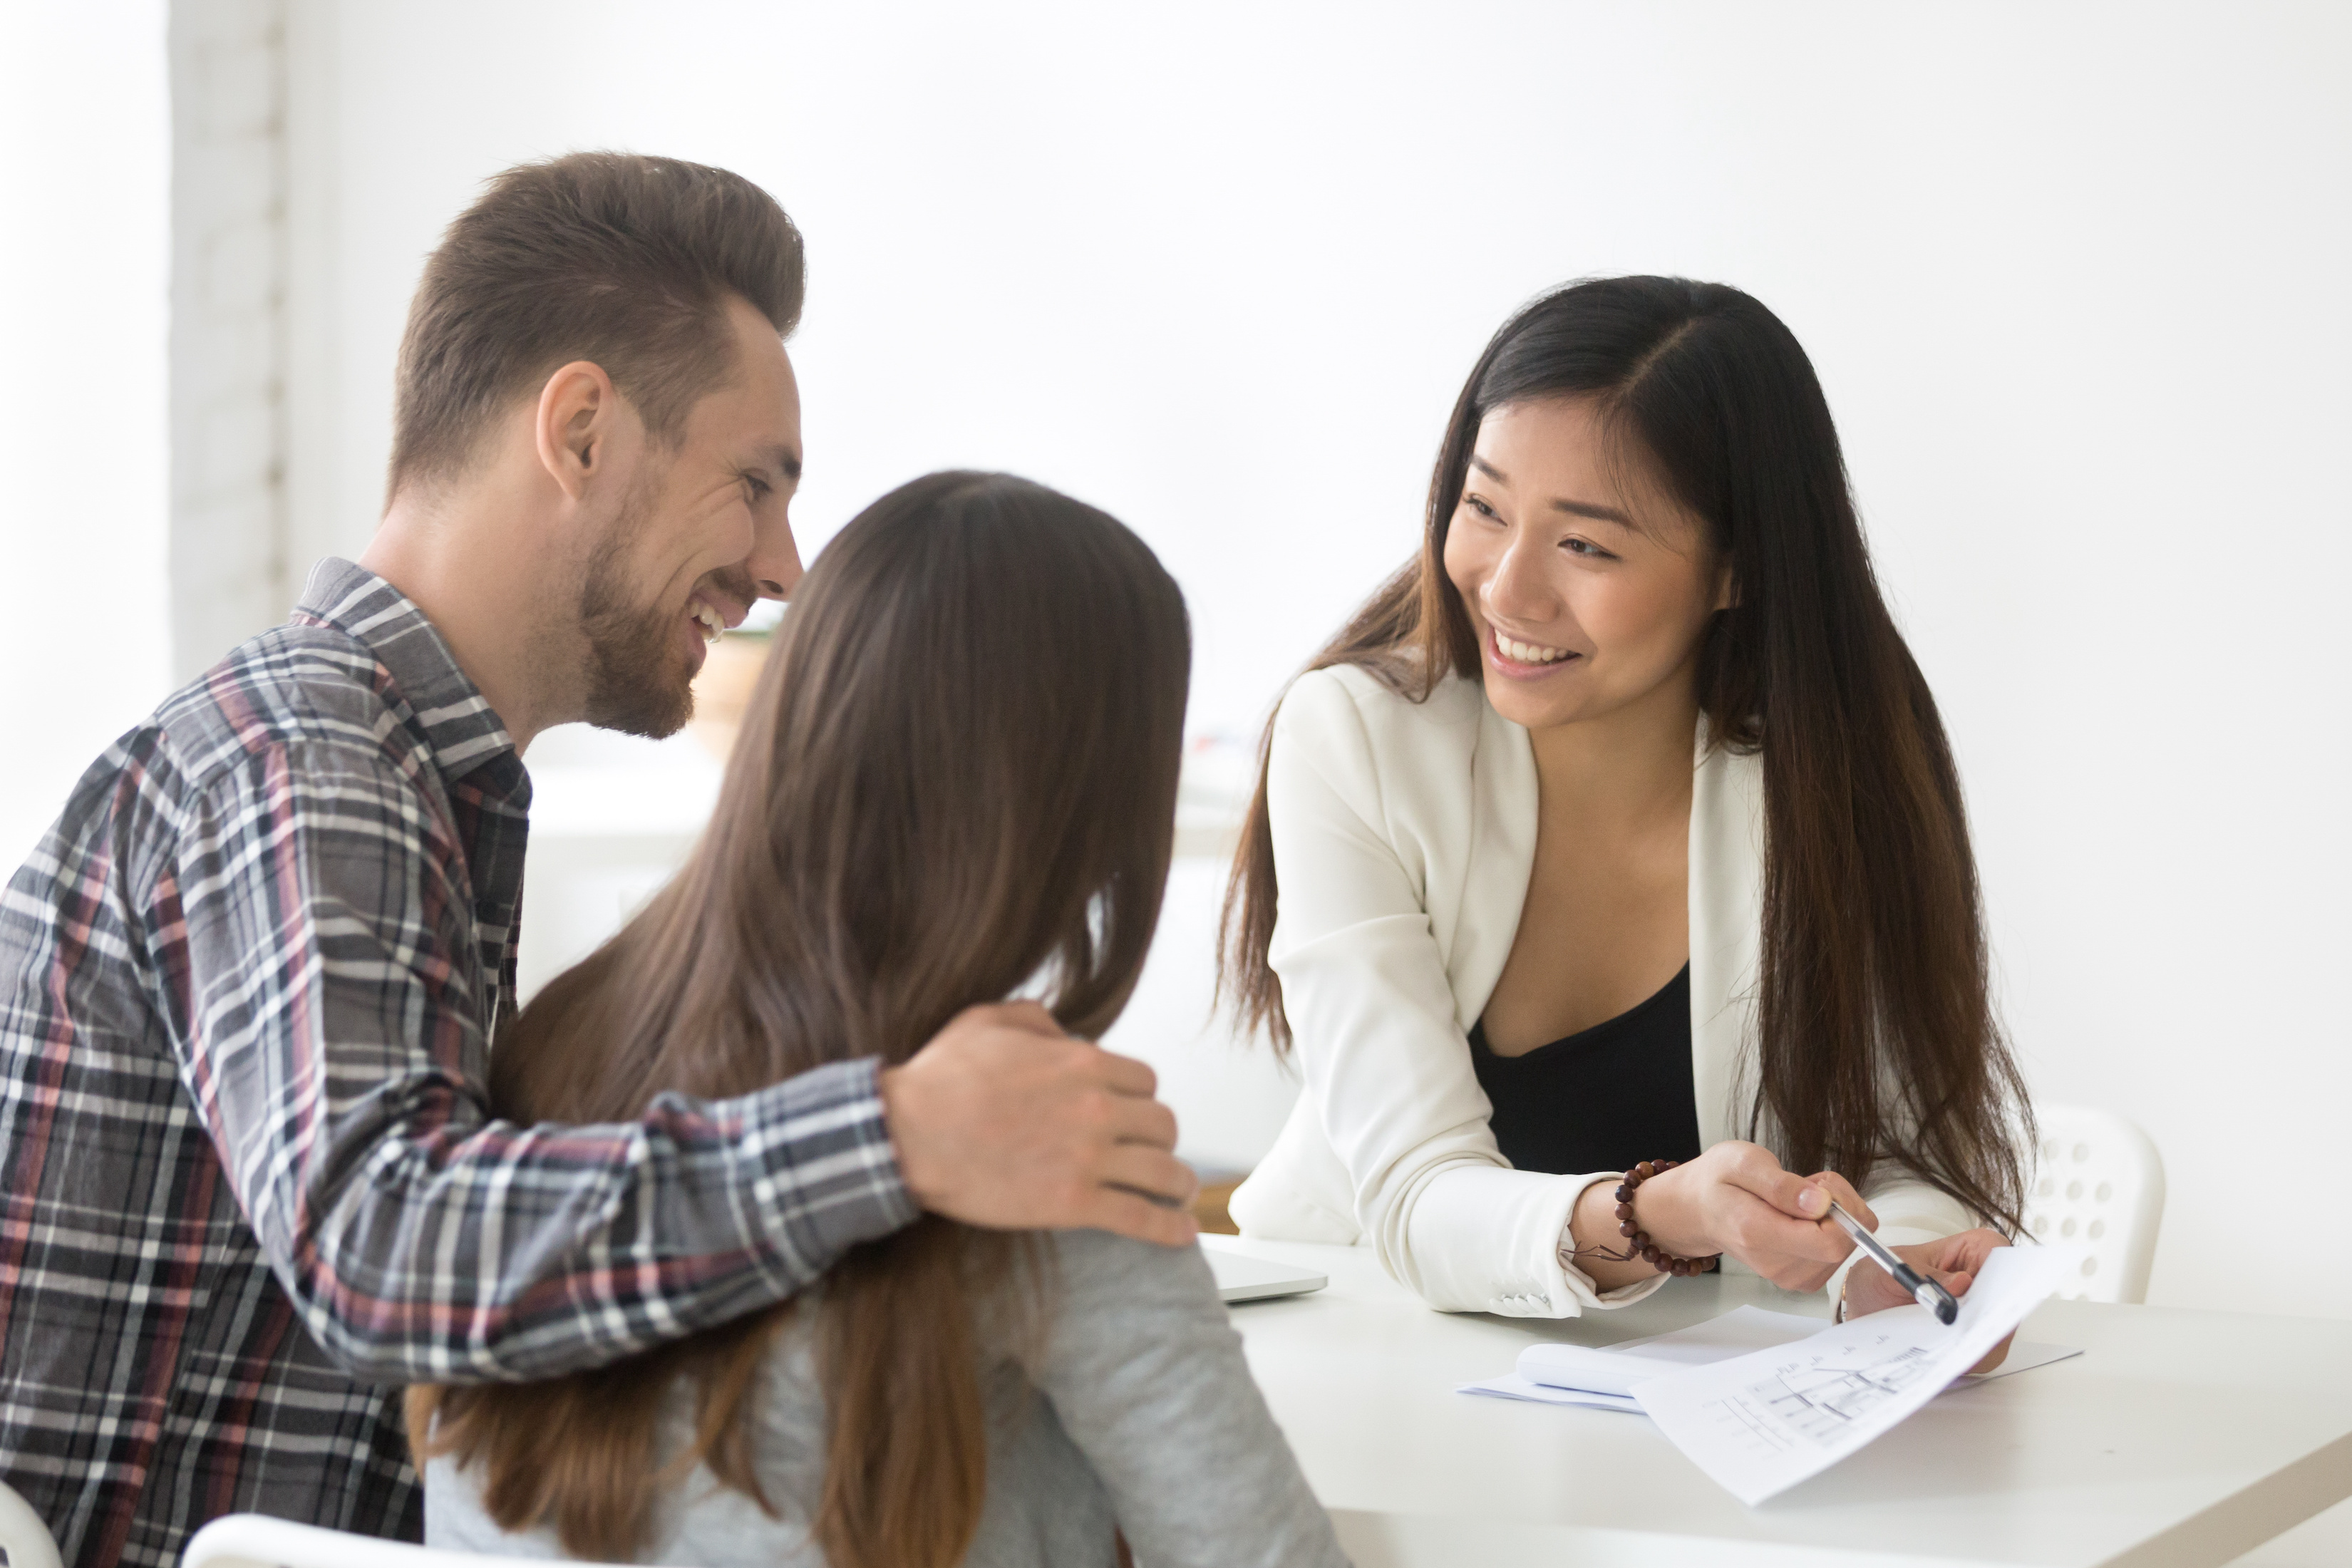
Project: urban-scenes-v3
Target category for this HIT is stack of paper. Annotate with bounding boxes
[1632,1245,2072,1503]
[1460,1305,1830,1412]
[1459,1247,2079,1504]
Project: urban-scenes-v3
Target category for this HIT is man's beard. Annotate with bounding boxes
[577,532,697,739]
[573,478,764,739]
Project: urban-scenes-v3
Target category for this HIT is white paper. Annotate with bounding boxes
[1457,1373,1642,1413]
[1630,1246,2072,1505]
[1459,1306,1827,1408]
[1605,1306,1830,1360]
[1460,1301,2077,1413]
[1516,1306,1827,1397]
[1963,1339,2081,1382]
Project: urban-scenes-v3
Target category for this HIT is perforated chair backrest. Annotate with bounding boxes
[2024,1105,2165,1304]
[0,1480,62,1568]
[180,1512,644,1568]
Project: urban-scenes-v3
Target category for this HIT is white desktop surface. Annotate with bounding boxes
[1214,1237,2352,1568]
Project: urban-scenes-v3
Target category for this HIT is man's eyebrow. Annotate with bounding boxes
[761,445,803,483]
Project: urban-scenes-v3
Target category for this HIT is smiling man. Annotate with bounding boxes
[0,154,1195,1568]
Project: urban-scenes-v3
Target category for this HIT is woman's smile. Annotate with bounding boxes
[1485,621,1582,679]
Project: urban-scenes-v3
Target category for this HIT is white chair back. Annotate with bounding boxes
[2025,1104,2165,1304]
[180,1512,643,1568]
[0,1480,61,1568]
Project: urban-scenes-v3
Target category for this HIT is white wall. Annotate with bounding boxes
[0,1,172,871]
[170,0,291,681]
[273,1,2349,1316]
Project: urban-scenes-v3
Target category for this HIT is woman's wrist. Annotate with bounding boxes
[1604,1160,1721,1276]
[1564,1177,1661,1291]
[1619,1160,1703,1255]
[1562,1162,1721,1287]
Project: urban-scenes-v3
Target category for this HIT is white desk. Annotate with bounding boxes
[1210,1237,2352,1567]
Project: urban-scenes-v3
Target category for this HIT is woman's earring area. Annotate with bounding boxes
[1572,1160,1722,1276]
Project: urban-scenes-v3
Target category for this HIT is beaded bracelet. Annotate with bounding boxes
[1570,1159,1722,1277]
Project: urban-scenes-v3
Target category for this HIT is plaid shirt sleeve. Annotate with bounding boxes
[160,738,916,1383]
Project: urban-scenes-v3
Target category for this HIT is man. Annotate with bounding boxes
[0,153,1197,1568]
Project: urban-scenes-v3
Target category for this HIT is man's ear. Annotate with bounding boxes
[533,361,618,503]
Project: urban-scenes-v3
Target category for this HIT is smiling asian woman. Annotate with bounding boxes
[1219,277,2033,1337]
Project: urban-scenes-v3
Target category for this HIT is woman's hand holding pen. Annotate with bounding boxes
[1569,1148,2018,1375]
[1845,1228,2016,1373]
[1569,1141,1876,1292]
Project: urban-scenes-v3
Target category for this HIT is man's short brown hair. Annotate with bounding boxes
[388,151,805,500]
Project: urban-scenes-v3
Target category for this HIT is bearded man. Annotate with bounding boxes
[0,153,1197,1568]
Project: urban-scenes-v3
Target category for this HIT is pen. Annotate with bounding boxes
[1827,1200,1959,1325]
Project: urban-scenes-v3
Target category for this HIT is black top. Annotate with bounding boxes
[1468,964,1703,1177]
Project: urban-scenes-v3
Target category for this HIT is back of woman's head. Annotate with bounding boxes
[1223,276,2031,1232]
[505,469,1191,1120]
[413,470,1192,1568]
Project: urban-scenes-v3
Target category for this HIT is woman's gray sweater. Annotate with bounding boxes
[425,1229,1349,1567]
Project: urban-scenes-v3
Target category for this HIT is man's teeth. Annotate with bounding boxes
[1495,630,1573,665]
[691,603,725,644]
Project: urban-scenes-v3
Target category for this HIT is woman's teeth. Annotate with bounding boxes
[691,603,725,644]
[1495,629,1573,665]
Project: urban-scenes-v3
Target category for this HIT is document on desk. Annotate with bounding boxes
[1459,1301,2076,1412]
[1629,1245,2072,1505]
[1460,1306,1827,1411]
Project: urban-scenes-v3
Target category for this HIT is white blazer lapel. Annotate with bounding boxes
[1446,696,1539,1031]
[1688,727,1766,1152]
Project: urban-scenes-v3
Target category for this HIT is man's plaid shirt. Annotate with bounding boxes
[0,560,916,1567]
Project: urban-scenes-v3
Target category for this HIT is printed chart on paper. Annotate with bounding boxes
[1631,1246,2073,1505]
[1716,1336,1942,1454]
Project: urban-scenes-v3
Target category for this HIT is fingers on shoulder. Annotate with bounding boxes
[1103,1144,1197,1205]
[1053,1082,1175,1160]
[1088,1047,1160,1098]
[965,999,1064,1036]
[1078,1187,1200,1249]
[1107,1093,1179,1151]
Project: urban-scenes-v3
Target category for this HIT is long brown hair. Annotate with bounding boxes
[1219,277,2031,1232]
[410,471,1192,1566]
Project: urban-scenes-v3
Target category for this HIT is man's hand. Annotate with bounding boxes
[1845,1227,2014,1373]
[877,1002,1200,1247]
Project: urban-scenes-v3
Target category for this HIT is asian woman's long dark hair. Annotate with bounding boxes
[1219,277,2031,1232]
[410,472,1192,1567]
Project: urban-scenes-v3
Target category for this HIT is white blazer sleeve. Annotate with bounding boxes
[1860,1177,1972,1249]
[1262,673,1661,1317]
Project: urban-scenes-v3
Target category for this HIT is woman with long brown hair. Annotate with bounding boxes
[413,473,1346,1568]
[1220,277,2033,1330]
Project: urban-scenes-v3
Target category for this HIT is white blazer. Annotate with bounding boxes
[1227,664,1970,1317]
